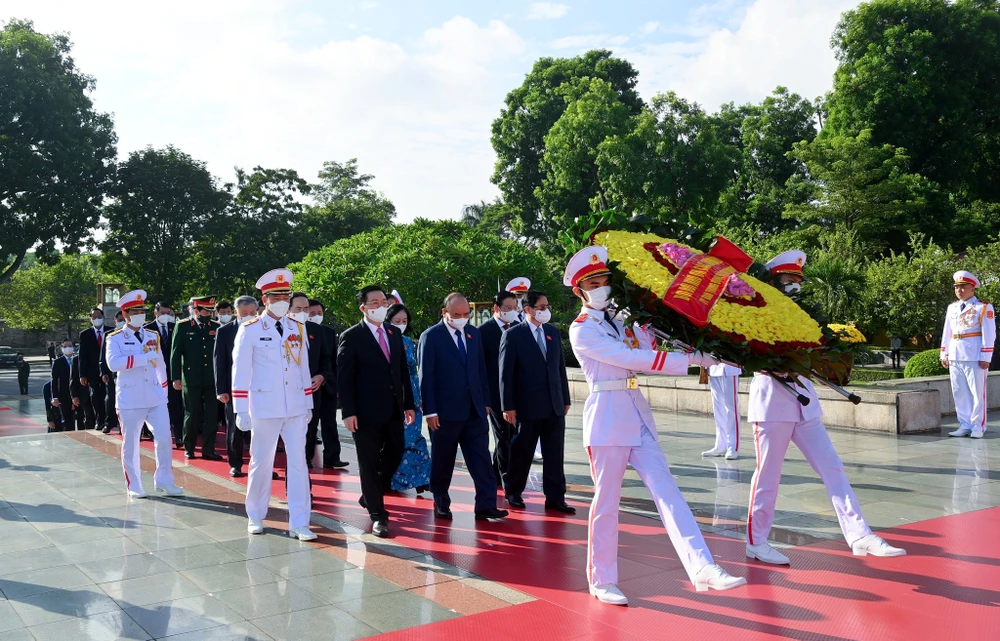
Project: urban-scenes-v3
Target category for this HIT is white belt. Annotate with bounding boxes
[591,377,638,392]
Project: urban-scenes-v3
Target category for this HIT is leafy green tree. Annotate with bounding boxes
[963,240,1000,305]
[292,220,563,332]
[715,88,819,233]
[301,159,396,251]
[491,50,644,243]
[827,0,1000,204]
[460,199,518,241]
[191,167,311,298]
[0,19,117,283]
[99,146,230,306]
[801,231,871,325]
[0,254,98,337]
[785,130,938,253]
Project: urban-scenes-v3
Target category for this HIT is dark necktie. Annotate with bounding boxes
[961,302,967,311]
[275,320,283,336]
[604,311,620,336]
[503,323,510,330]
[536,326,547,361]
[455,329,467,363]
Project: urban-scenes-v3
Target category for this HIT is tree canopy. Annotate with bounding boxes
[0,254,98,337]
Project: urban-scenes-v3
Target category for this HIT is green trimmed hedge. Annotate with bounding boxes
[904,349,948,378]
[849,368,904,383]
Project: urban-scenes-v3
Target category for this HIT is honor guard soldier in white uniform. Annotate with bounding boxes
[942,270,995,438]
[506,277,530,323]
[232,268,317,541]
[703,362,742,460]
[565,246,746,606]
[105,290,183,499]
[745,250,905,565]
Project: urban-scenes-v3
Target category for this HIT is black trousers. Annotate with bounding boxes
[182,385,219,455]
[223,400,246,469]
[17,374,28,395]
[506,413,567,502]
[105,378,119,428]
[305,389,323,463]
[57,400,84,431]
[352,414,405,521]
[167,384,184,442]
[891,350,901,369]
[430,413,498,512]
[87,379,107,428]
[487,408,515,491]
[320,391,342,465]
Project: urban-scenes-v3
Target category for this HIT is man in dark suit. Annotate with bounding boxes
[499,290,575,513]
[479,290,521,492]
[310,299,346,468]
[43,380,61,432]
[419,292,508,521]
[147,302,183,446]
[51,339,83,431]
[215,296,258,477]
[289,292,334,468]
[98,311,123,435]
[170,296,222,460]
[78,307,108,430]
[338,285,416,538]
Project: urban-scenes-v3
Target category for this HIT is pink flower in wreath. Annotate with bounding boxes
[659,242,695,267]
[725,275,755,298]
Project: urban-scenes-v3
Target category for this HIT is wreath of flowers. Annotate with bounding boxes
[827,324,866,344]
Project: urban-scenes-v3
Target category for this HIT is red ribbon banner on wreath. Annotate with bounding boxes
[662,237,754,327]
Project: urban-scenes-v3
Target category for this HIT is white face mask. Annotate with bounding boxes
[365,306,388,323]
[532,309,552,324]
[156,314,174,325]
[268,301,290,317]
[447,316,469,331]
[288,311,308,324]
[498,310,519,324]
[129,313,146,327]
[392,322,407,334]
[115,321,126,330]
[62,347,74,356]
[238,315,254,324]
[782,282,802,295]
[309,314,324,325]
[91,318,104,328]
[217,314,232,324]
[583,285,613,310]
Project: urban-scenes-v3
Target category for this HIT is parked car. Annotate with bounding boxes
[0,346,18,368]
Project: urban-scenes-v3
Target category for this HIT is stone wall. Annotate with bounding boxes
[0,319,90,351]
[870,372,1000,415]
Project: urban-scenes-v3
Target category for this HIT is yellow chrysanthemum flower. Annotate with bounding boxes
[828,324,866,344]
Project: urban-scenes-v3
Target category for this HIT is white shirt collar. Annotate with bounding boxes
[364,318,384,338]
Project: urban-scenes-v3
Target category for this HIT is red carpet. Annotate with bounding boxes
[136,432,1000,641]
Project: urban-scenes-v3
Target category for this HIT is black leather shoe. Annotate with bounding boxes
[434,505,453,520]
[202,452,223,461]
[506,495,526,509]
[102,426,112,434]
[475,508,509,521]
[229,467,244,478]
[545,500,577,514]
[184,451,195,459]
[324,460,349,469]
[372,520,389,538]
[272,471,280,480]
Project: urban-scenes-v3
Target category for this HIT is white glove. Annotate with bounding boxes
[687,350,719,368]
[236,412,251,432]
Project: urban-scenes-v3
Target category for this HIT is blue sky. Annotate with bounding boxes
[5,1,860,222]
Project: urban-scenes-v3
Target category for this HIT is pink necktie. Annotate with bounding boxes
[376,327,390,362]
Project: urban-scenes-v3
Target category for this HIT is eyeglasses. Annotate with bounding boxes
[364,301,390,308]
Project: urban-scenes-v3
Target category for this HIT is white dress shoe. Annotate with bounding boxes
[746,542,790,565]
[589,583,628,606]
[949,428,972,437]
[702,448,726,457]
[289,526,318,541]
[971,430,984,439]
[693,564,747,592]
[724,448,739,460]
[852,534,906,557]
[127,490,147,499]
[154,484,184,496]
[247,519,264,535]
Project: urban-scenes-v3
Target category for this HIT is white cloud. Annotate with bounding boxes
[361,0,378,9]
[640,21,660,36]
[3,2,525,222]
[625,0,861,110]
[528,3,570,20]
[550,34,629,50]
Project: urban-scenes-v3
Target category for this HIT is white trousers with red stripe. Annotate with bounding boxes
[119,405,174,494]
[747,418,871,547]
[587,424,714,587]
[950,361,989,433]
[709,375,740,452]
[246,415,311,529]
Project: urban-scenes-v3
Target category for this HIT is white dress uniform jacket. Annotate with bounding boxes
[106,327,168,409]
[569,307,688,447]
[708,363,742,378]
[232,316,312,419]
[940,297,996,363]
[747,373,824,423]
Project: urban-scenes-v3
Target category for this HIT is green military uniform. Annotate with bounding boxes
[170,296,221,458]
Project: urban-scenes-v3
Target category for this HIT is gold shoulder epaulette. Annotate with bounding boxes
[106,328,125,338]
[244,317,261,326]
